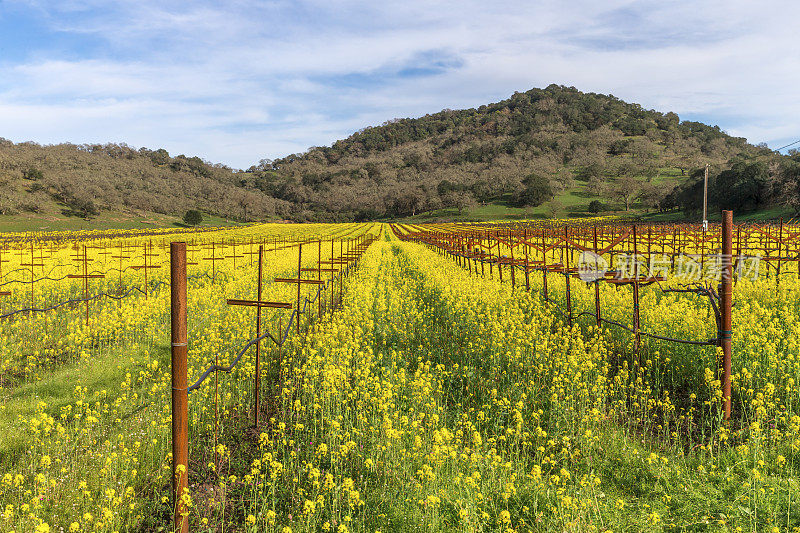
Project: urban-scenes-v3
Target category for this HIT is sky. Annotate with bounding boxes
[0,0,798,169]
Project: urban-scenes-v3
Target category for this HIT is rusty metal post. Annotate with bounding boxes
[254,245,263,427]
[170,242,189,533]
[143,243,148,300]
[339,239,344,308]
[565,225,572,326]
[211,241,216,284]
[509,236,516,290]
[488,232,493,279]
[524,230,530,290]
[593,226,601,327]
[480,239,485,278]
[542,229,548,300]
[83,245,89,326]
[296,243,303,334]
[632,225,641,356]
[524,245,530,291]
[720,210,733,421]
[735,224,742,282]
[701,224,705,271]
[277,316,283,382]
[30,242,35,313]
[777,218,783,288]
[497,235,503,283]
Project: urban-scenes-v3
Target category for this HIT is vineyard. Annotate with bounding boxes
[0,217,799,532]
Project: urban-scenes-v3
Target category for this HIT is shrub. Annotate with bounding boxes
[183,209,203,226]
[588,200,605,213]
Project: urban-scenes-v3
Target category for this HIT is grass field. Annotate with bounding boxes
[400,195,795,225]
[0,211,246,233]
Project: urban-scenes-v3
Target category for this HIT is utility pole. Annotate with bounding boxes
[702,163,709,231]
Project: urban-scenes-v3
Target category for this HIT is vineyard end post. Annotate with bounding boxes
[170,242,189,533]
[721,210,733,421]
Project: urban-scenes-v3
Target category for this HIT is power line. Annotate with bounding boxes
[774,139,800,151]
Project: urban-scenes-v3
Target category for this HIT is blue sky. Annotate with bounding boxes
[0,0,798,168]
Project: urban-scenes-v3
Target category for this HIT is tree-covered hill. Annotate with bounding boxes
[2,84,797,227]
[255,84,795,221]
[0,140,291,223]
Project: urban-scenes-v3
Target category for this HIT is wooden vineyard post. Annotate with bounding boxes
[720,210,734,421]
[170,242,189,533]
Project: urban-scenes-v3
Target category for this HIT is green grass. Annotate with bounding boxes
[640,205,797,223]
[0,340,166,462]
[0,211,247,233]
[399,170,796,225]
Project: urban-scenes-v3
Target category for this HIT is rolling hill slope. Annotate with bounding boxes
[2,84,796,229]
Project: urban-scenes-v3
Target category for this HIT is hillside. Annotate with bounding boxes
[2,84,797,229]
[256,84,794,221]
[0,140,292,227]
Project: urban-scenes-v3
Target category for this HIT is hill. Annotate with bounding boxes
[2,84,797,229]
[0,140,292,228]
[255,84,795,221]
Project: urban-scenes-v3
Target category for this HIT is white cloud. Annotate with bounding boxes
[1,0,799,167]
